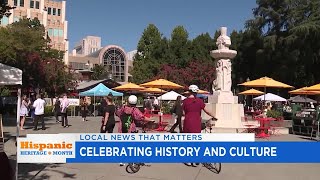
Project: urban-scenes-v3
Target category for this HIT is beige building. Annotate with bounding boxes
[73,36,102,56]
[0,0,69,64]
[69,37,135,83]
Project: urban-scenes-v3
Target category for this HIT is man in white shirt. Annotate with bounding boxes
[32,94,46,130]
[153,97,160,111]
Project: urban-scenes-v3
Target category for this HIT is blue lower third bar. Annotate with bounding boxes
[66,142,320,163]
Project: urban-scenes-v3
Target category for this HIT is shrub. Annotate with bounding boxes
[266,110,283,118]
[44,106,54,117]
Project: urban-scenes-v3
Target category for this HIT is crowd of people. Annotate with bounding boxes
[4,84,218,172]
[96,85,218,166]
[16,84,219,137]
[19,94,71,131]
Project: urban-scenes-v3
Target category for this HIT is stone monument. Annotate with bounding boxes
[202,27,245,132]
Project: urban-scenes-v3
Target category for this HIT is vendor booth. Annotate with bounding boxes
[0,63,23,179]
[79,83,123,116]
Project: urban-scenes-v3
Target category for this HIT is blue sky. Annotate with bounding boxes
[66,0,257,52]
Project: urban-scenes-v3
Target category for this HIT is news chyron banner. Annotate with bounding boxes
[17,133,320,163]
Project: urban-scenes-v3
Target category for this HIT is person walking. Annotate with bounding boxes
[153,97,159,110]
[60,94,70,128]
[53,96,61,123]
[101,96,116,133]
[19,95,30,130]
[29,95,36,124]
[80,97,88,121]
[33,94,46,131]
[169,96,183,133]
[183,85,217,166]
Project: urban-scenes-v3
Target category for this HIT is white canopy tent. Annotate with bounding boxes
[0,63,22,180]
[253,93,287,102]
[157,91,186,101]
[0,63,22,85]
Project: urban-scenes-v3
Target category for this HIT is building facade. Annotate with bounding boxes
[69,36,136,83]
[72,36,102,56]
[0,0,69,64]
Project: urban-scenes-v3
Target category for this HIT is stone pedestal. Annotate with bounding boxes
[209,91,235,104]
[202,97,245,132]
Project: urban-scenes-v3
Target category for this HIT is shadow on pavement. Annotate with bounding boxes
[14,161,76,180]
[2,117,54,127]
[3,132,15,143]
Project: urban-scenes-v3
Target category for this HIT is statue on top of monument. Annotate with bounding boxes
[211,27,235,92]
[216,27,231,50]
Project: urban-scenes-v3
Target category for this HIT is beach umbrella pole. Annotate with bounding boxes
[263,87,266,110]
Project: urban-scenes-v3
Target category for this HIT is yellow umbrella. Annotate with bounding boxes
[289,87,320,95]
[239,77,293,105]
[239,77,293,88]
[238,88,264,107]
[140,88,167,94]
[304,83,320,91]
[140,79,184,131]
[113,82,145,91]
[140,79,184,89]
[238,88,264,95]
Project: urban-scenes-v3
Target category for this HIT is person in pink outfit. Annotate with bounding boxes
[116,95,148,133]
[116,95,151,166]
[60,94,70,128]
[182,85,217,133]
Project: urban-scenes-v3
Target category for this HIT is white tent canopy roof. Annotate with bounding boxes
[157,91,186,101]
[0,63,22,85]
[253,93,287,102]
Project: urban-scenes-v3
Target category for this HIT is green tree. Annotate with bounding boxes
[0,18,75,95]
[190,33,215,62]
[243,0,320,88]
[132,24,165,83]
[0,0,15,19]
[169,25,192,67]
[91,64,109,80]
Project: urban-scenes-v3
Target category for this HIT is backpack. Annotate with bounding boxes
[119,107,136,133]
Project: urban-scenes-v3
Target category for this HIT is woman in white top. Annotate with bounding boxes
[20,95,30,130]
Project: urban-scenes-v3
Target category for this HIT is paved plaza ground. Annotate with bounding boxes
[2,115,320,180]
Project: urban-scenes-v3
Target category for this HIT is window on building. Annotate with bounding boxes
[20,0,24,7]
[30,0,34,8]
[59,29,63,37]
[53,29,59,36]
[48,28,53,36]
[58,9,61,16]
[52,8,56,15]
[0,16,9,25]
[48,7,51,15]
[35,1,39,9]
[4,0,8,5]
[14,0,18,6]
[103,47,126,82]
